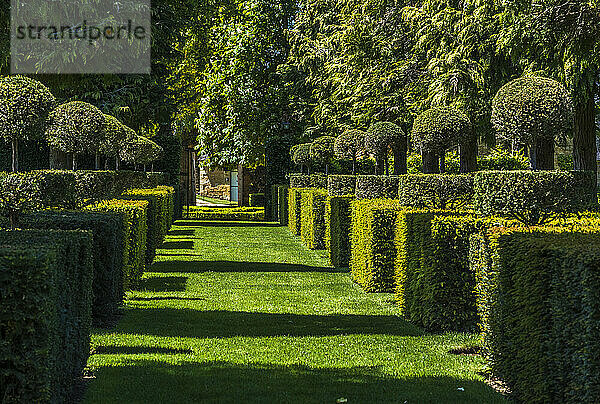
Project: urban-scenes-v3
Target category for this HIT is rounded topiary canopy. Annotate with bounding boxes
[292,143,312,166]
[334,129,365,160]
[310,136,336,165]
[365,122,406,156]
[100,114,128,157]
[412,107,471,154]
[491,76,573,145]
[46,101,106,154]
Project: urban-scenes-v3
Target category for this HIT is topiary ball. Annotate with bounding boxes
[491,76,573,145]
[412,107,471,154]
[365,122,406,157]
[46,101,106,154]
[0,75,56,143]
[334,129,365,160]
[292,143,312,166]
[101,114,127,157]
[309,136,336,165]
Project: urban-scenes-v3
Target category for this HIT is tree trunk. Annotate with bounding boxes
[530,137,554,170]
[439,152,446,174]
[11,139,18,172]
[352,156,356,175]
[95,153,100,170]
[151,163,154,172]
[376,155,384,175]
[573,93,597,175]
[116,157,120,171]
[9,211,17,229]
[72,154,77,171]
[459,137,478,173]
[393,148,407,175]
[422,151,439,174]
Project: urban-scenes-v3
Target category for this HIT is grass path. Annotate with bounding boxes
[84,220,506,403]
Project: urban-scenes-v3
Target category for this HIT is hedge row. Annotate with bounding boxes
[397,174,473,209]
[288,188,303,235]
[289,173,327,188]
[355,175,400,199]
[327,175,356,196]
[0,230,93,403]
[249,193,265,207]
[183,206,264,221]
[472,226,600,403]
[325,195,353,267]
[300,188,328,250]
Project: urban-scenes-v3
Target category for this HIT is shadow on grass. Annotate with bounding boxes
[138,276,188,292]
[94,346,193,355]
[159,241,195,250]
[85,361,508,403]
[112,308,423,338]
[175,221,278,227]
[150,260,346,273]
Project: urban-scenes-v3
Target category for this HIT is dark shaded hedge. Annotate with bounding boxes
[397,174,473,209]
[249,193,265,207]
[325,195,353,268]
[289,173,328,188]
[0,230,93,403]
[472,227,600,403]
[300,188,328,250]
[278,185,289,226]
[327,175,356,196]
[474,170,597,225]
[355,175,400,199]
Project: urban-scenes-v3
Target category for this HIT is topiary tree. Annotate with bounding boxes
[0,76,56,172]
[292,143,312,174]
[365,122,407,175]
[310,136,336,174]
[412,107,472,174]
[491,76,573,171]
[0,173,41,228]
[334,129,365,174]
[120,134,162,171]
[46,101,106,170]
[100,114,129,170]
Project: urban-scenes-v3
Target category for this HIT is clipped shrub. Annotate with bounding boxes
[355,175,400,199]
[474,170,597,225]
[18,211,126,322]
[334,129,365,174]
[325,195,353,268]
[289,173,328,188]
[472,227,600,403]
[86,199,149,290]
[0,230,93,403]
[31,170,78,208]
[300,188,328,250]
[291,143,312,170]
[366,122,407,175]
[100,114,129,165]
[310,136,336,173]
[0,75,56,171]
[249,193,265,207]
[0,173,42,228]
[397,174,474,209]
[278,185,289,226]
[123,187,175,263]
[183,206,264,221]
[288,188,302,235]
[477,148,530,171]
[350,199,402,292]
[327,175,356,196]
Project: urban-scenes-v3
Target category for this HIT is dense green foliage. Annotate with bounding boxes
[288,173,328,189]
[277,185,289,226]
[334,129,364,163]
[472,227,600,403]
[366,122,407,175]
[397,174,474,209]
[183,206,265,221]
[412,108,471,154]
[291,143,313,169]
[327,175,356,197]
[0,230,92,403]
[355,175,400,199]
[474,170,597,225]
[325,195,353,268]
[300,188,328,250]
[249,193,265,207]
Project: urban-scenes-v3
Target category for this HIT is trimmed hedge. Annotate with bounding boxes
[397,174,473,209]
[270,185,281,220]
[472,227,600,403]
[278,185,289,226]
[355,175,400,199]
[300,188,328,250]
[474,170,597,225]
[249,193,265,207]
[350,199,402,292]
[289,173,328,189]
[288,188,303,235]
[86,199,149,290]
[183,206,264,221]
[325,195,353,267]
[18,211,126,322]
[122,186,175,263]
[328,175,356,196]
[0,230,93,403]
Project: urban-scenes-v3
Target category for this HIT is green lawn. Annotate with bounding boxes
[84,220,506,403]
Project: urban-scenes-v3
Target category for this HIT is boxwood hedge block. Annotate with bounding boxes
[328,175,356,196]
[473,170,597,225]
[300,188,328,250]
[288,188,302,235]
[289,173,327,189]
[278,185,289,226]
[397,174,473,209]
[472,227,600,403]
[355,175,400,199]
[183,207,264,221]
[0,229,93,403]
[350,199,402,292]
[325,195,353,267]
